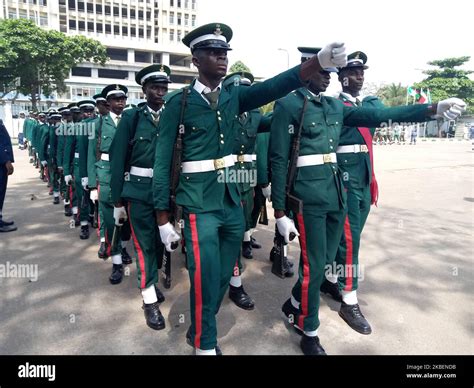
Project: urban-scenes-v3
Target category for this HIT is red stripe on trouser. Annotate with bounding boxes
[69,185,73,208]
[98,185,111,257]
[128,202,146,289]
[95,184,100,239]
[343,216,353,291]
[190,214,203,349]
[297,213,310,330]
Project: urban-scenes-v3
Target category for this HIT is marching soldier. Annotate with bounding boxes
[152,23,345,355]
[57,107,73,217]
[47,110,62,205]
[109,65,170,329]
[272,47,466,355]
[87,84,132,285]
[37,112,51,186]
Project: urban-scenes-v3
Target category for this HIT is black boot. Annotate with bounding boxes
[64,206,72,217]
[98,242,108,260]
[229,285,255,310]
[121,247,133,265]
[250,236,262,249]
[79,225,89,240]
[320,279,342,302]
[241,241,253,259]
[339,302,372,335]
[281,298,303,335]
[53,197,60,205]
[143,302,165,330]
[154,285,166,304]
[109,264,123,285]
[300,335,327,356]
[186,327,222,355]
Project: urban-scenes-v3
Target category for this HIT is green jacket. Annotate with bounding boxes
[109,106,160,204]
[153,65,305,213]
[48,124,59,165]
[63,120,89,178]
[37,123,50,162]
[270,88,431,212]
[31,121,43,151]
[256,132,271,185]
[337,94,384,189]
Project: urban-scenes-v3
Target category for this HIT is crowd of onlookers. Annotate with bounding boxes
[373,125,419,145]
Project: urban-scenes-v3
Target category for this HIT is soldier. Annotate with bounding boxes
[57,107,73,217]
[0,118,16,233]
[109,64,170,330]
[46,110,62,205]
[272,47,466,355]
[152,23,345,355]
[37,112,51,188]
[87,84,132,285]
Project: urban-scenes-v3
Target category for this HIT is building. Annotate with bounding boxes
[0,0,199,114]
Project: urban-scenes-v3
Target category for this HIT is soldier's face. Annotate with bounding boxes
[82,109,95,119]
[339,68,364,93]
[307,70,331,94]
[144,82,168,109]
[108,96,127,115]
[97,101,109,116]
[192,49,228,78]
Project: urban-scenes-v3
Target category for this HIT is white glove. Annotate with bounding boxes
[276,216,300,244]
[317,42,347,69]
[159,222,181,252]
[90,189,98,202]
[113,206,128,226]
[81,177,89,190]
[41,160,47,167]
[65,175,73,185]
[262,184,272,200]
[436,98,467,120]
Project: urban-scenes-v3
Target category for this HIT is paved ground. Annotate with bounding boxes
[0,141,472,355]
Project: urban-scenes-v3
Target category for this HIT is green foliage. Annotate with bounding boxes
[229,60,252,74]
[416,56,473,114]
[0,18,108,107]
[376,83,407,107]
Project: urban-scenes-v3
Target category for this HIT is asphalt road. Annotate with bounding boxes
[0,140,472,355]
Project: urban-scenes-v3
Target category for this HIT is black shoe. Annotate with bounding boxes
[339,302,372,335]
[143,302,165,330]
[281,298,303,335]
[242,241,253,259]
[0,219,14,226]
[300,335,327,356]
[250,236,262,249]
[79,225,89,240]
[121,247,133,265]
[186,327,222,355]
[73,214,80,227]
[0,224,17,233]
[64,206,73,217]
[229,285,255,310]
[109,264,123,285]
[320,279,342,302]
[53,197,60,205]
[98,242,108,260]
[269,248,294,268]
[154,285,166,304]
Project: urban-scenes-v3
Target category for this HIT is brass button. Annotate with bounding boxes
[220,134,224,138]
[218,117,222,121]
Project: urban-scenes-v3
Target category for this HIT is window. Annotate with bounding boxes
[177,13,181,25]
[87,3,93,12]
[135,51,150,63]
[87,22,94,32]
[113,7,119,16]
[122,8,128,17]
[113,25,120,34]
[185,0,189,9]
[59,0,66,5]
[96,4,102,13]
[68,0,75,10]
[138,28,144,38]
[78,21,85,30]
[130,9,136,18]
[177,30,182,42]
[169,12,174,24]
[71,67,92,77]
[146,11,151,19]
[170,0,174,6]
[98,69,128,80]
[131,27,136,37]
[69,19,76,29]
[191,15,196,27]
[122,26,128,35]
[192,0,196,10]
[138,10,144,19]
[105,24,111,33]
[77,2,84,11]
[169,29,174,41]
[184,14,189,26]
[39,15,48,26]
[97,23,103,33]
[105,5,111,15]
[177,0,181,7]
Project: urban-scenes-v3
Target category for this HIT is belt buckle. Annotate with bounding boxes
[237,155,245,163]
[214,158,225,170]
[323,154,332,164]
[360,144,368,153]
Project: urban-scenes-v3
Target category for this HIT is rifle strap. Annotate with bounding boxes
[170,87,189,194]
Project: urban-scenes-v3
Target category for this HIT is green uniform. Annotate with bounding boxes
[56,121,70,205]
[250,131,270,229]
[47,123,60,196]
[109,105,164,288]
[153,65,306,351]
[271,88,431,334]
[334,93,384,293]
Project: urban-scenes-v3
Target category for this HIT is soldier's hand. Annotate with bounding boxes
[65,175,73,186]
[41,160,47,167]
[158,222,181,252]
[261,184,272,201]
[435,98,467,120]
[113,206,128,226]
[317,42,347,69]
[5,161,14,175]
[276,215,300,244]
[90,189,98,202]
[81,177,89,190]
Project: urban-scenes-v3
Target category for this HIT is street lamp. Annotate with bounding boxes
[278,48,289,69]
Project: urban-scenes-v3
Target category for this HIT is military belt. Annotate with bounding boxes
[130,166,153,178]
[100,153,110,161]
[297,153,337,167]
[233,154,257,163]
[336,144,369,153]
[181,154,235,173]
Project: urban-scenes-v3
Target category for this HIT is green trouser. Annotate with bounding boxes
[250,186,265,229]
[48,160,59,194]
[73,162,89,223]
[98,183,122,257]
[185,194,245,351]
[335,186,371,292]
[233,187,254,276]
[128,200,164,289]
[291,207,346,332]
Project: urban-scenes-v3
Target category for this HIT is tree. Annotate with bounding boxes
[229,60,251,74]
[415,56,474,114]
[0,19,108,109]
[376,82,407,107]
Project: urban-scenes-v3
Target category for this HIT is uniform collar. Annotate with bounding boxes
[194,78,222,95]
[340,91,364,104]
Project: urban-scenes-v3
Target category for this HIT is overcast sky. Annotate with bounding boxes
[198,0,474,94]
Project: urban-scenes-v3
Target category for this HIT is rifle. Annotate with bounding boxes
[258,200,269,225]
[162,87,189,289]
[271,96,308,278]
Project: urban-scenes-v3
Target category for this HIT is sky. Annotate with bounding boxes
[198,0,474,95]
